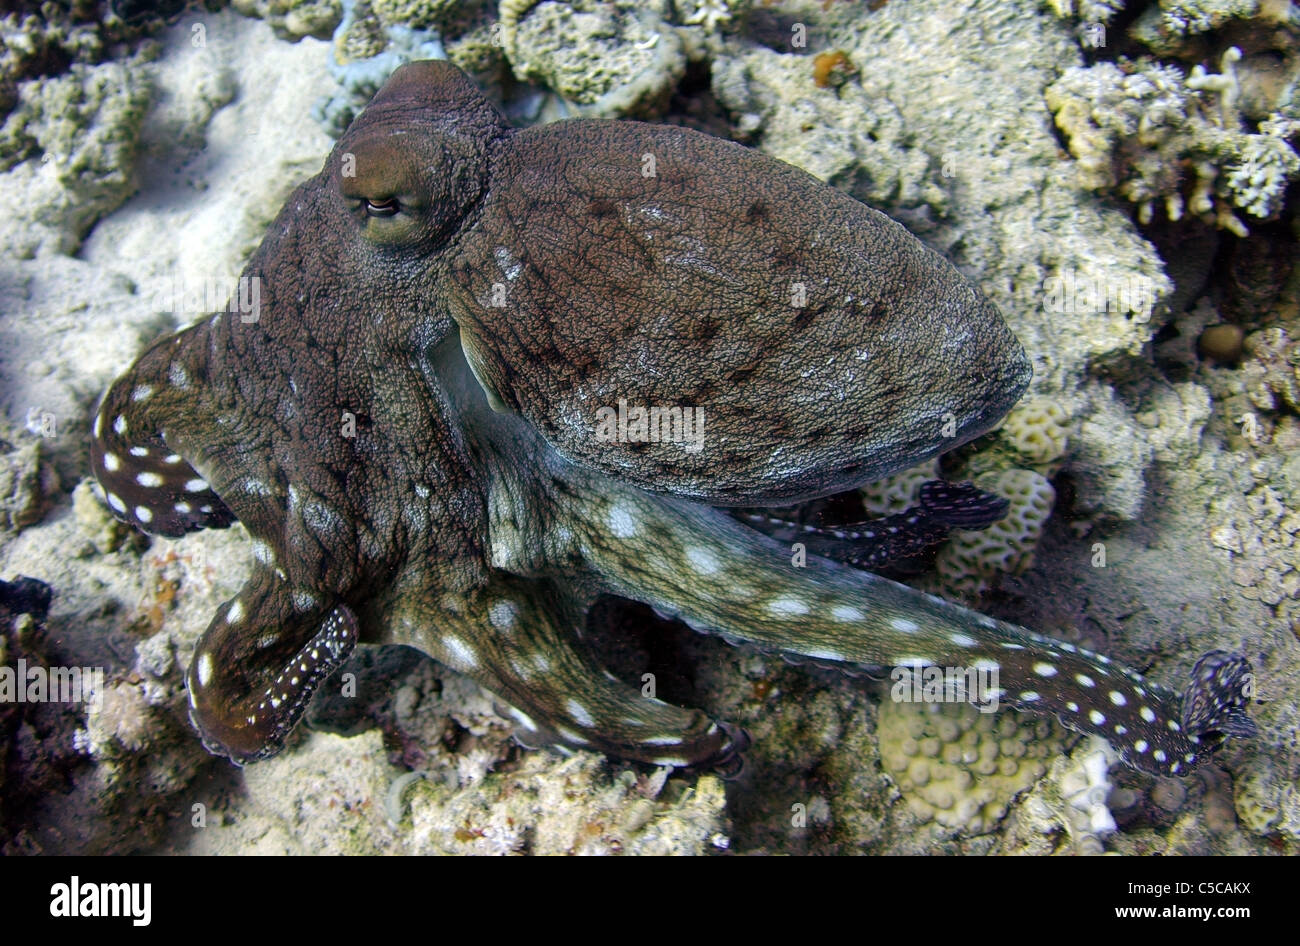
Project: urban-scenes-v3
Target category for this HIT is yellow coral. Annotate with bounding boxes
[1000,397,1071,468]
[878,697,1066,834]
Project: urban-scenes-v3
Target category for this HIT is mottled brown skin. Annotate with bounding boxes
[449,114,1032,503]
[90,62,1252,775]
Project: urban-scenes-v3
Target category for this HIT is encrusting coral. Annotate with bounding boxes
[877,697,1069,835]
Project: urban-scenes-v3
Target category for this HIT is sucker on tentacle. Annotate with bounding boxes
[186,596,359,764]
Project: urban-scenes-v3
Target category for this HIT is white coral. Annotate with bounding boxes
[680,0,735,32]
[1223,131,1300,218]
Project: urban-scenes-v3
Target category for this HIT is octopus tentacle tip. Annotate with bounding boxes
[1181,651,1258,745]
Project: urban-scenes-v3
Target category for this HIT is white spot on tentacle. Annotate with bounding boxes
[238,477,273,497]
[767,597,809,617]
[489,600,519,631]
[607,502,638,538]
[302,499,343,538]
[196,652,213,687]
[136,471,163,488]
[641,735,683,747]
[806,648,846,662]
[443,636,478,671]
[565,699,595,728]
[895,655,932,668]
[686,546,720,575]
[507,706,538,731]
[134,505,153,524]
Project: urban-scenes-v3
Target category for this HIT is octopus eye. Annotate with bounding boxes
[365,197,400,217]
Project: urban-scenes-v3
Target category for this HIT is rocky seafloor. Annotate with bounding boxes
[0,0,1297,855]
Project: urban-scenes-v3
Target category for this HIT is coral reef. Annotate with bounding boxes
[0,0,1295,856]
[1008,737,1119,855]
[0,426,59,534]
[1003,401,1072,468]
[405,755,730,855]
[312,0,445,136]
[179,729,730,854]
[1045,0,1126,24]
[1132,0,1271,56]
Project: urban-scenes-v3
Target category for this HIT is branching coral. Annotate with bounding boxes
[1132,0,1270,55]
[1046,48,1300,234]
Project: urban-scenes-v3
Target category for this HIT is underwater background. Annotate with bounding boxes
[0,0,1296,854]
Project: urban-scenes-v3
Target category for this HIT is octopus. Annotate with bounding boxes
[90,61,1253,779]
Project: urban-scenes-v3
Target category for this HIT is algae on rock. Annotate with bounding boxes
[500,0,687,117]
[0,58,153,256]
